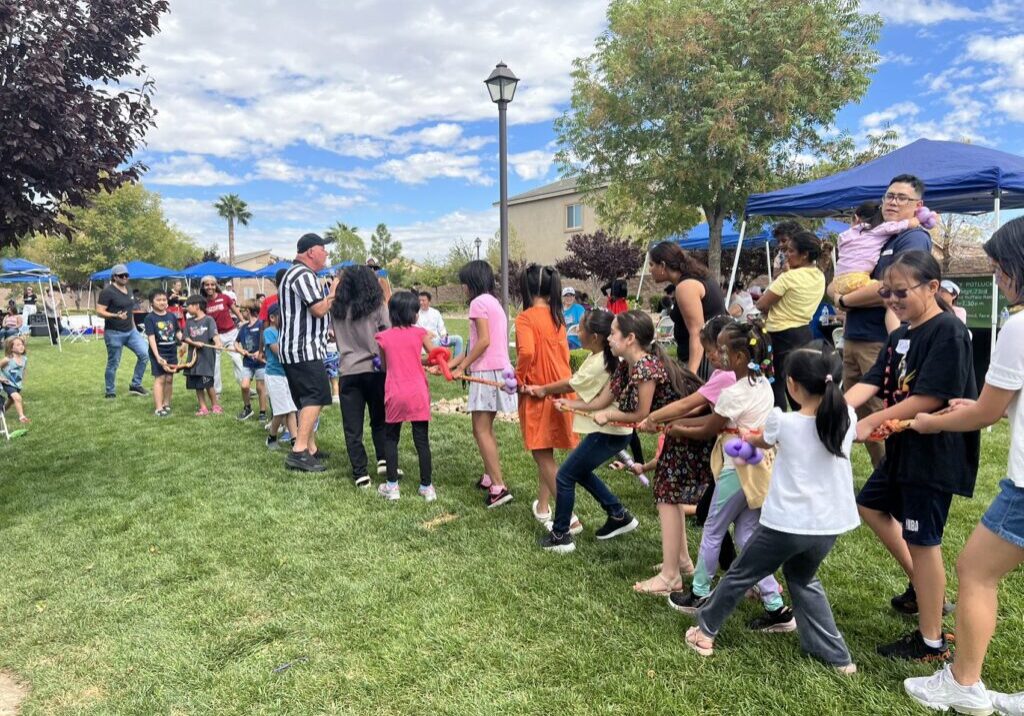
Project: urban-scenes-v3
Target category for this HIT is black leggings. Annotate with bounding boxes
[769,325,813,411]
[629,431,645,464]
[384,421,432,486]
[339,372,387,479]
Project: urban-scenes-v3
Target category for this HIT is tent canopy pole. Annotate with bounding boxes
[726,220,747,300]
[765,242,773,283]
[635,251,650,303]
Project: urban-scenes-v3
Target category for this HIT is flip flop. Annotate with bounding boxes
[633,573,682,596]
[684,626,714,657]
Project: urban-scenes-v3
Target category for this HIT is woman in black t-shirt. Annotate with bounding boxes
[846,250,979,662]
[647,241,726,379]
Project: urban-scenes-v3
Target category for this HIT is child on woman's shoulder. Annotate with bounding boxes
[0,336,29,424]
[375,291,437,502]
[683,344,859,675]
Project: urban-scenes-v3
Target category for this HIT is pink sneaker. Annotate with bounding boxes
[476,473,493,490]
[211,405,224,415]
[195,407,210,417]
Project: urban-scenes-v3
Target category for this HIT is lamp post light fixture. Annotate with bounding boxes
[484,61,519,314]
[474,236,482,260]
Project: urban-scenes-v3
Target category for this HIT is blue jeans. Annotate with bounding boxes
[553,431,631,534]
[104,328,148,394]
[981,478,1024,549]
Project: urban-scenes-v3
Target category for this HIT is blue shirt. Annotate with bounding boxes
[564,303,585,349]
[236,319,266,370]
[263,326,286,377]
[2,355,25,390]
[809,300,836,340]
[845,227,931,343]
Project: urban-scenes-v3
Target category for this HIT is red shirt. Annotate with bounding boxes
[205,293,236,333]
[258,294,278,322]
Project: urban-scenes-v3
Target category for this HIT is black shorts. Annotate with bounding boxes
[151,350,178,377]
[186,374,214,391]
[2,383,20,398]
[856,468,953,546]
[283,359,332,409]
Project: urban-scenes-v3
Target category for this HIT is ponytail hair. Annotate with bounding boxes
[719,319,773,385]
[614,309,702,396]
[784,343,850,458]
[520,263,565,329]
[581,309,617,375]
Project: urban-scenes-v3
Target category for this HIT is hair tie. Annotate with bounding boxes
[825,374,833,383]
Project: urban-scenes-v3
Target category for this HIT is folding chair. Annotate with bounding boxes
[0,393,27,441]
[63,317,88,344]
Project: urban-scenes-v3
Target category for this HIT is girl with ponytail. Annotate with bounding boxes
[516,264,577,523]
[683,343,859,675]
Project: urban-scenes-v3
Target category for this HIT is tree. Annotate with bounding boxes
[324,222,365,265]
[19,183,201,286]
[934,215,986,273]
[0,0,169,249]
[369,223,402,266]
[555,230,645,283]
[200,245,221,264]
[213,194,251,265]
[485,230,525,271]
[556,0,881,277]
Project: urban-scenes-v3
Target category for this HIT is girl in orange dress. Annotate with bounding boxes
[515,264,578,524]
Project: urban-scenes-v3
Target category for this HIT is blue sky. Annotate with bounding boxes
[136,0,1024,261]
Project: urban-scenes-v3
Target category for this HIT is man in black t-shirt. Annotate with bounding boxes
[96,263,149,399]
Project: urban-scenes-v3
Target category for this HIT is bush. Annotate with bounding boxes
[569,349,591,373]
[434,302,464,314]
[649,295,664,313]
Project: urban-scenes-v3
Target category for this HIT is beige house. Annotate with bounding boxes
[232,249,286,303]
[507,177,605,265]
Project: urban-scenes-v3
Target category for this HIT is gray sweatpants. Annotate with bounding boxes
[697,525,853,667]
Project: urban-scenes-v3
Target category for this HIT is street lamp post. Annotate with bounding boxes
[474,236,482,260]
[484,61,519,314]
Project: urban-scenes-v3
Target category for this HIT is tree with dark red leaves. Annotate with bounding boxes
[555,230,644,284]
[0,0,169,249]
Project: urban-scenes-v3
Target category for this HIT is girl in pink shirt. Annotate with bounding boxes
[375,291,437,502]
[449,261,517,509]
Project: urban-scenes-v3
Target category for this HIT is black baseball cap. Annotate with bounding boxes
[296,233,334,253]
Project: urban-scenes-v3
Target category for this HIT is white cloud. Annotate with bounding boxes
[966,34,1024,88]
[374,151,492,185]
[879,52,915,66]
[509,149,554,180]
[860,101,921,129]
[859,0,980,24]
[145,155,242,186]
[995,91,1024,121]
[389,209,498,259]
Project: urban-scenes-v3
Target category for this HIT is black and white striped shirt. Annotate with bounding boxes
[278,261,328,364]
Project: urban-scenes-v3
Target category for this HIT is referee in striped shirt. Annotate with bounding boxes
[279,232,340,472]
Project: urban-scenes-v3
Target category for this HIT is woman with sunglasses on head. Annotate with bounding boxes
[845,250,980,663]
[903,217,1024,716]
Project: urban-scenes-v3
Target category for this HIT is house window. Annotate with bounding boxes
[244,287,255,300]
[565,203,583,231]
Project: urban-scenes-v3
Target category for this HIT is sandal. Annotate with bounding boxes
[633,573,683,596]
[531,499,551,523]
[653,560,696,576]
[684,626,714,657]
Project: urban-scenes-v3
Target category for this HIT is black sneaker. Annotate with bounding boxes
[891,583,957,616]
[266,436,279,450]
[540,530,575,554]
[594,511,639,540]
[877,630,952,662]
[128,384,148,396]
[748,606,797,633]
[258,411,267,422]
[285,450,326,473]
[309,449,330,462]
[104,392,116,399]
[237,405,254,421]
[667,589,709,615]
[485,488,513,509]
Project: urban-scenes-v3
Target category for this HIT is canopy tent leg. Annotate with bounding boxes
[37,277,56,350]
[765,242,773,283]
[635,251,650,303]
[989,195,1002,432]
[726,221,747,300]
[49,276,62,352]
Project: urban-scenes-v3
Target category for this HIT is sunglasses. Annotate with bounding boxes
[878,282,926,300]
[114,273,129,278]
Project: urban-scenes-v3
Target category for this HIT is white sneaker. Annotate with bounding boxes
[544,516,584,536]
[418,485,437,502]
[376,459,403,477]
[904,665,994,716]
[377,482,400,501]
[990,690,1024,716]
[531,499,551,523]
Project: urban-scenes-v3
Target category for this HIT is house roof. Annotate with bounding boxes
[507,177,583,206]
[233,249,284,267]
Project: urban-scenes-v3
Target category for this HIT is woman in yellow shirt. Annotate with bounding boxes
[756,229,826,410]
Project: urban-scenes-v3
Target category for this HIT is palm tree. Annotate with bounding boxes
[213,194,252,265]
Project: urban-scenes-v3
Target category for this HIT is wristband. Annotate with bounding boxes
[837,295,847,310]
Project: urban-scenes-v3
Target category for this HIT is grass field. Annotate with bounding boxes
[1,324,1020,715]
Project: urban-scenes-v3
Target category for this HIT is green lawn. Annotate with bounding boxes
[1,329,1020,715]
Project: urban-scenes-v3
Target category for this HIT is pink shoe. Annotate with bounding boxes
[195,407,210,417]
[211,405,224,415]
[476,473,493,490]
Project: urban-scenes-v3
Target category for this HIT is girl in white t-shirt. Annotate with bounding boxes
[904,217,1024,715]
[682,345,858,673]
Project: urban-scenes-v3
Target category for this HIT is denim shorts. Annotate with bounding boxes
[981,479,1024,549]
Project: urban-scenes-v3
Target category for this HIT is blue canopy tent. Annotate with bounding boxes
[0,258,63,350]
[254,260,295,279]
[318,260,355,277]
[89,260,180,282]
[741,137,1024,368]
[180,261,257,280]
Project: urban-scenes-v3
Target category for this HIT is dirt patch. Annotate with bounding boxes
[431,397,518,423]
[421,512,459,531]
[0,670,28,716]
